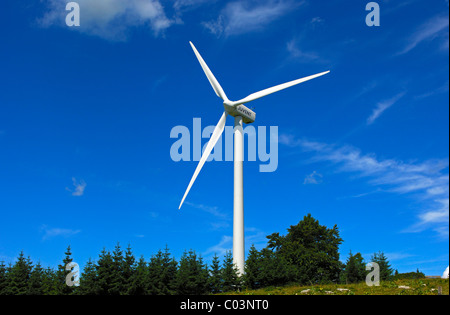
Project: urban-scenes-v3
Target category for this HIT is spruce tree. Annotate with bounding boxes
[176,250,208,295]
[80,258,98,295]
[148,249,164,295]
[221,251,240,292]
[55,246,75,295]
[208,254,223,294]
[28,262,45,295]
[129,256,148,295]
[96,248,114,295]
[122,244,136,294]
[0,261,8,295]
[110,243,125,295]
[343,251,366,284]
[371,251,394,281]
[161,246,178,295]
[7,251,33,295]
[148,246,178,295]
[244,245,262,289]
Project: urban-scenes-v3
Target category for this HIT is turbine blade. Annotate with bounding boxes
[233,70,330,106]
[190,42,229,101]
[179,112,228,209]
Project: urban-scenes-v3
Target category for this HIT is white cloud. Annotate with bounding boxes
[202,0,298,37]
[203,235,233,258]
[280,136,449,236]
[398,15,449,55]
[174,0,214,12]
[66,177,87,197]
[185,201,227,219]
[41,225,81,241]
[367,92,405,125]
[303,171,323,185]
[419,199,449,224]
[40,0,175,40]
[286,38,320,62]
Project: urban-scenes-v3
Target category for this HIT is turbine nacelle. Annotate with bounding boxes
[224,102,256,124]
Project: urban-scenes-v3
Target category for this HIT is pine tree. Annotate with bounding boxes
[221,251,241,292]
[79,258,98,295]
[0,261,8,295]
[55,246,75,295]
[148,246,178,295]
[371,251,394,281]
[259,248,291,287]
[110,243,125,295]
[208,254,223,294]
[122,244,136,295]
[41,267,57,295]
[244,245,262,289]
[343,251,366,284]
[176,250,209,295]
[148,249,164,295]
[128,256,148,295]
[161,245,178,295]
[96,248,114,295]
[7,251,33,295]
[28,261,45,295]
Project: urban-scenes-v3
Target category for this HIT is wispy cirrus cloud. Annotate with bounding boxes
[398,15,449,55]
[202,0,300,37]
[279,135,449,237]
[174,0,215,12]
[40,225,81,241]
[185,201,227,219]
[367,92,406,125]
[40,0,176,40]
[286,38,320,62]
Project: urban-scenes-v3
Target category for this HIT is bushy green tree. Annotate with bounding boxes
[266,214,343,284]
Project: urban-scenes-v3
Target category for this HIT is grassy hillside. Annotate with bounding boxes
[223,278,449,295]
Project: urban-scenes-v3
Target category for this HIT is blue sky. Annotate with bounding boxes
[0,0,448,276]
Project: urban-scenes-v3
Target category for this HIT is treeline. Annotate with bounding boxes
[0,214,410,295]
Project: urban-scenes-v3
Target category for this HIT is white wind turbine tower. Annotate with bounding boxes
[179,42,330,275]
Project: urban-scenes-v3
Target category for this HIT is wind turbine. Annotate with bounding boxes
[179,41,330,275]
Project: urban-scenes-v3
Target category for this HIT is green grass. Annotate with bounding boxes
[222,279,449,295]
